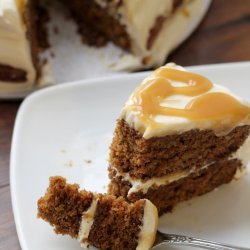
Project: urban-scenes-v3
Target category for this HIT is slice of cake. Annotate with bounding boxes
[108,63,250,215]
[38,176,158,250]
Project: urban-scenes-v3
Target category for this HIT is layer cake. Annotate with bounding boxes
[108,63,250,215]
[0,0,210,93]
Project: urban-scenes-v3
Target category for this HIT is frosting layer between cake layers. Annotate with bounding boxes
[0,0,36,91]
[78,198,98,248]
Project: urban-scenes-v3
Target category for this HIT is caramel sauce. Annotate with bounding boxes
[127,67,250,133]
[16,0,25,13]
[182,8,191,18]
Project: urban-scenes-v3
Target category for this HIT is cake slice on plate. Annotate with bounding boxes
[38,176,158,250]
[108,63,250,215]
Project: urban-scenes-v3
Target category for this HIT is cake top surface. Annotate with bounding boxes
[122,63,250,138]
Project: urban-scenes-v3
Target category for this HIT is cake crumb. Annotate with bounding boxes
[50,51,55,58]
[65,160,73,168]
[53,26,59,35]
[60,149,66,154]
[142,56,152,66]
[42,58,48,66]
[234,167,247,180]
[84,159,92,164]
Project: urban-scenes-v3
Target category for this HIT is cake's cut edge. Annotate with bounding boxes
[61,0,131,49]
[109,158,242,215]
[110,118,250,179]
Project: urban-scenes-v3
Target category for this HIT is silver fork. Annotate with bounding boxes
[152,231,250,250]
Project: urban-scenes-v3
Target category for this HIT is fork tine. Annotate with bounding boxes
[152,231,250,250]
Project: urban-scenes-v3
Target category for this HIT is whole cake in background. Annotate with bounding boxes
[38,176,158,250]
[108,63,250,215]
[0,0,210,93]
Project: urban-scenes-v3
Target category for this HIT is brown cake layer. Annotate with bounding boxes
[62,0,131,49]
[37,176,93,237]
[24,0,49,81]
[110,119,250,179]
[109,158,241,215]
[88,196,144,250]
[38,176,146,250]
[0,64,27,83]
[64,0,184,51]
[147,15,167,50]
[32,1,50,50]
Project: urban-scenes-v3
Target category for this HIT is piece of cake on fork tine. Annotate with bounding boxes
[38,176,158,250]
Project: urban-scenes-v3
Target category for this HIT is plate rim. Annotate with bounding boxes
[10,61,250,250]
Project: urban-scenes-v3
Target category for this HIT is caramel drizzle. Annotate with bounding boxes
[127,67,250,132]
[16,0,25,13]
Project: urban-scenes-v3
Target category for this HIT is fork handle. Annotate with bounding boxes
[160,234,250,250]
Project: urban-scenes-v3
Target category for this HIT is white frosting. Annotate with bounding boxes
[231,133,250,179]
[122,63,250,139]
[148,0,209,67]
[136,200,158,250]
[233,134,250,167]
[0,0,36,92]
[111,0,211,70]
[119,0,173,58]
[77,198,98,248]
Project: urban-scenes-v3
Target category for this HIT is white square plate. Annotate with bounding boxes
[11,62,250,250]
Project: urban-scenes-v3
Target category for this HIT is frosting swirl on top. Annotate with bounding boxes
[122,63,250,138]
